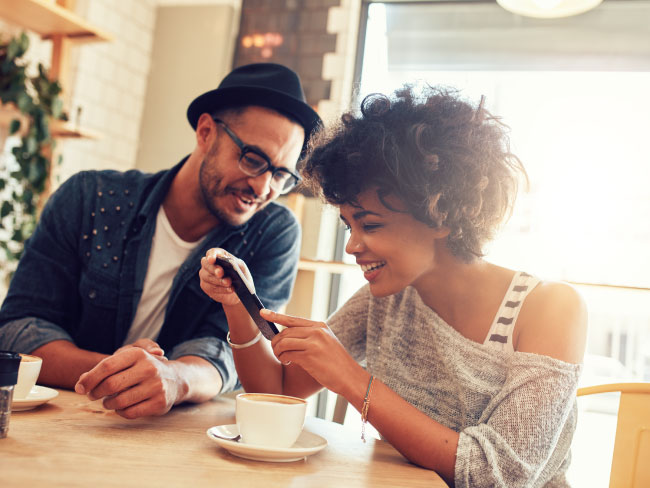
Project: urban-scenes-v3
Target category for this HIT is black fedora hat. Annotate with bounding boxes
[187,63,322,138]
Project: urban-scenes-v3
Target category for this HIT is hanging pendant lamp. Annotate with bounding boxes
[497,0,603,18]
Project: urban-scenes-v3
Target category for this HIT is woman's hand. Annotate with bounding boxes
[262,309,364,396]
[199,248,254,307]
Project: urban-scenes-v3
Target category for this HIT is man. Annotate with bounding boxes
[0,63,321,419]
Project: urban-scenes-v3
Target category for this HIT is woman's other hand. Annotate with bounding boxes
[199,248,253,307]
[262,309,364,396]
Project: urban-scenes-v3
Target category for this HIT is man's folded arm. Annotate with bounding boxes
[0,316,107,389]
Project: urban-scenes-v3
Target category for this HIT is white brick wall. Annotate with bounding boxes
[53,0,157,185]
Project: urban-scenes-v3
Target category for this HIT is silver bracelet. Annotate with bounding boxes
[227,330,262,349]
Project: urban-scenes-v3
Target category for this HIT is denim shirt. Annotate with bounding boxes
[0,158,301,392]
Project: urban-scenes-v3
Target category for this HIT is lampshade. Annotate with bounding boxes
[497,0,603,18]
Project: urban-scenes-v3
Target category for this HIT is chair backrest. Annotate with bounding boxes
[577,383,650,488]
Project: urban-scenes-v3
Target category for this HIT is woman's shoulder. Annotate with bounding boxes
[515,279,588,364]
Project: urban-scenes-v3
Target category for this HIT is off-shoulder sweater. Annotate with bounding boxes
[327,284,582,488]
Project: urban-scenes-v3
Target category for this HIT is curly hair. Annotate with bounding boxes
[300,85,527,262]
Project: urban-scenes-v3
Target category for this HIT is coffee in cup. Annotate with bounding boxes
[14,354,42,400]
[235,393,307,448]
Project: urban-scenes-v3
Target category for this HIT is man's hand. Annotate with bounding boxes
[74,347,187,419]
[114,338,166,358]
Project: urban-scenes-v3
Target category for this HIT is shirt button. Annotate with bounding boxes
[88,289,97,299]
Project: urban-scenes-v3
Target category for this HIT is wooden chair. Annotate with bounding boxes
[577,383,650,488]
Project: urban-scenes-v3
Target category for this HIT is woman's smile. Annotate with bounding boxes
[358,260,387,281]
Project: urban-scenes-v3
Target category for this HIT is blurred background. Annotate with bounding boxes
[1,1,649,485]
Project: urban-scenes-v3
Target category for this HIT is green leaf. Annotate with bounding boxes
[7,38,19,60]
[9,118,21,134]
[22,218,36,238]
[1,201,13,218]
[18,32,29,53]
[16,91,32,112]
[25,135,38,155]
[51,97,63,119]
[22,188,34,203]
[27,159,46,188]
[34,113,51,142]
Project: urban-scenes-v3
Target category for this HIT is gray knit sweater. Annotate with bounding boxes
[328,285,582,488]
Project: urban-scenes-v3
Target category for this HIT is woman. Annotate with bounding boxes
[199,85,587,487]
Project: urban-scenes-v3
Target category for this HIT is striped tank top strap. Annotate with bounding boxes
[483,271,541,352]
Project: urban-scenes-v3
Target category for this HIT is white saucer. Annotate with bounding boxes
[206,424,327,462]
[11,385,59,412]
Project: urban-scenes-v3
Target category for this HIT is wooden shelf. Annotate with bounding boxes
[0,104,100,139]
[298,258,358,274]
[50,119,101,139]
[0,0,112,42]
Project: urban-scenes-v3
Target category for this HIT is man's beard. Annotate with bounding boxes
[198,157,265,227]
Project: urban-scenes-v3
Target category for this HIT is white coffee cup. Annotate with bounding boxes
[14,354,42,400]
[235,393,307,448]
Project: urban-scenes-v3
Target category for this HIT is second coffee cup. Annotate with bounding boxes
[235,392,307,448]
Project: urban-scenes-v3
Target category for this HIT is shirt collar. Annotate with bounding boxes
[137,156,188,221]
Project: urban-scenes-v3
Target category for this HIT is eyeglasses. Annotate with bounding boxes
[212,117,301,194]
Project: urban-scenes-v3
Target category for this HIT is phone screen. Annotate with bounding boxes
[215,256,279,340]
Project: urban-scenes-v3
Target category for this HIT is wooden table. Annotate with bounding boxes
[0,390,448,488]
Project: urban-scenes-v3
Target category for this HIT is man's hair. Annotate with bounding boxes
[300,84,527,262]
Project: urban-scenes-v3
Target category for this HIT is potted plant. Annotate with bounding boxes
[0,32,66,283]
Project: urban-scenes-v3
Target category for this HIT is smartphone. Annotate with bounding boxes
[214,255,279,340]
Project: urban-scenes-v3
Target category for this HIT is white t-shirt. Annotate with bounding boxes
[123,205,203,345]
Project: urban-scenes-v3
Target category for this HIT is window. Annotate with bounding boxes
[347,1,650,382]
[330,2,650,479]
